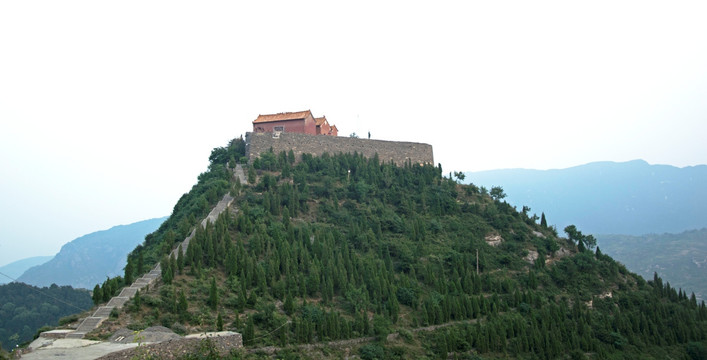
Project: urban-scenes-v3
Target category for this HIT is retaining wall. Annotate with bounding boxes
[245,132,434,166]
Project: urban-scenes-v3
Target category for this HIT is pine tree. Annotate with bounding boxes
[124,260,133,285]
[137,252,145,275]
[92,284,103,305]
[528,271,537,290]
[177,246,184,275]
[102,280,112,302]
[247,166,256,184]
[208,276,219,310]
[133,289,141,310]
[217,313,224,331]
[540,212,547,228]
[161,256,173,284]
[284,292,295,315]
[169,254,177,279]
[244,316,255,345]
[177,290,188,317]
[233,311,242,330]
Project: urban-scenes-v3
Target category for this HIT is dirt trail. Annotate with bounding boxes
[247,317,484,355]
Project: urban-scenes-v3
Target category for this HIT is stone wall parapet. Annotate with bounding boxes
[245,132,433,166]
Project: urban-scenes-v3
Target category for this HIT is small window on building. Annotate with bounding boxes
[274,126,284,132]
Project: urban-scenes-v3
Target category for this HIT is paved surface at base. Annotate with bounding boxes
[21,327,181,359]
[21,338,140,360]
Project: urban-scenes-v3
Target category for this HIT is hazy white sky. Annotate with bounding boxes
[1,1,706,266]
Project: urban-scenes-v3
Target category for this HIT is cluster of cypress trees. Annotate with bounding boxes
[113,140,706,358]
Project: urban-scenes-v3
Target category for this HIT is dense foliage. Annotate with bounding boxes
[114,143,707,359]
[0,282,92,349]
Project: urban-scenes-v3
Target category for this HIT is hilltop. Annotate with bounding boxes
[25,138,707,359]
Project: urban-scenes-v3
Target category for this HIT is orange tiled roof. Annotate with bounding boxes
[253,110,312,124]
[314,116,328,126]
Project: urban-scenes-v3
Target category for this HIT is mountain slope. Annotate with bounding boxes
[81,145,707,359]
[0,256,53,285]
[464,160,707,235]
[17,217,166,289]
[597,229,707,301]
[0,282,92,349]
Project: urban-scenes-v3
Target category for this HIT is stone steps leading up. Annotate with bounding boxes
[65,331,87,339]
[107,296,130,308]
[63,192,237,339]
[118,287,138,298]
[75,317,105,333]
[132,280,151,290]
[93,306,114,317]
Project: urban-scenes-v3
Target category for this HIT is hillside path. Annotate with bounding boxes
[235,163,246,184]
[248,317,483,355]
[64,191,236,340]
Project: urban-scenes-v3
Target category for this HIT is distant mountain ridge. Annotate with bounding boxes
[0,256,53,285]
[465,160,707,235]
[596,228,707,301]
[17,217,166,289]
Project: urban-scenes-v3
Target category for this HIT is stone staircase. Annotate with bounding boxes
[235,164,247,184]
[66,191,237,339]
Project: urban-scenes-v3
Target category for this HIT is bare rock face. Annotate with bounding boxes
[555,247,571,258]
[586,291,614,309]
[545,246,572,265]
[524,250,539,264]
[532,231,546,238]
[485,234,503,247]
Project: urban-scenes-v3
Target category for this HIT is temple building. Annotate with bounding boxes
[252,110,338,136]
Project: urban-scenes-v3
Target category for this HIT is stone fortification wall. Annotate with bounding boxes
[245,132,434,166]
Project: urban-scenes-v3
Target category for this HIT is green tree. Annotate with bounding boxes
[136,251,145,275]
[247,166,256,184]
[244,316,255,345]
[284,292,295,315]
[372,314,391,340]
[161,256,173,284]
[208,277,219,310]
[216,313,224,331]
[124,260,133,285]
[564,225,596,251]
[453,171,466,183]
[133,289,141,311]
[490,186,506,201]
[540,212,548,228]
[177,290,188,318]
[177,246,184,275]
[92,284,103,305]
